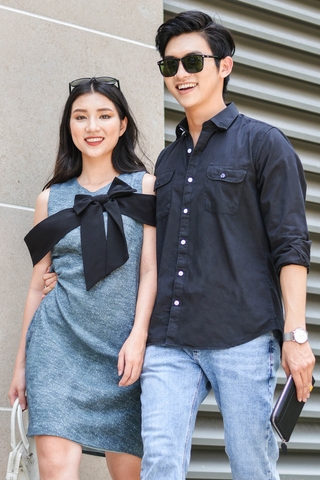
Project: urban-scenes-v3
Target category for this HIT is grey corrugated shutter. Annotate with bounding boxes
[162,1,320,478]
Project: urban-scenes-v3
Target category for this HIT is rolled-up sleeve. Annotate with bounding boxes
[255,127,311,274]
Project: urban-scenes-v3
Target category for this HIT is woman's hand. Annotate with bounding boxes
[117,329,147,387]
[8,365,27,410]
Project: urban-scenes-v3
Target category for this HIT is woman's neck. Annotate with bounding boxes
[77,156,119,191]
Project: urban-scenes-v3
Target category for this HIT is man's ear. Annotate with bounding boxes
[220,56,233,78]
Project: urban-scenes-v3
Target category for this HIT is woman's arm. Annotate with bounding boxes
[8,189,52,408]
[118,173,157,386]
[280,264,315,402]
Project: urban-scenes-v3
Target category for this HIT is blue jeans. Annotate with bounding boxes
[140,332,280,480]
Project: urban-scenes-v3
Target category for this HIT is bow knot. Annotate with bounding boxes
[73,178,137,290]
[73,181,137,216]
[73,194,108,215]
[24,176,156,291]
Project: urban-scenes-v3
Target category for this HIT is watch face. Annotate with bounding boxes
[294,328,308,344]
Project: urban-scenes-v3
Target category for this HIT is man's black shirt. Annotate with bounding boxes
[148,103,311,349]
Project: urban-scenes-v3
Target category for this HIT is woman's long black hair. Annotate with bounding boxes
[44,79,146,189]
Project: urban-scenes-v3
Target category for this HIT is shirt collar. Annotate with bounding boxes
[176,102,239,138]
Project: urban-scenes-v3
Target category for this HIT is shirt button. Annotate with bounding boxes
[187,148,192,154]
[188,177,193,183]
[183,208,188,214]
[178,271,184,276]
[181,239,186,245]
[174,300,180,306]
[220,173,226,179]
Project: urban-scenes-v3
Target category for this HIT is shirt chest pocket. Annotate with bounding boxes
[154,170,175,220]
[204,164,247,215]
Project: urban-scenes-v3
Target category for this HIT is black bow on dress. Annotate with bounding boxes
[24,177,156,290]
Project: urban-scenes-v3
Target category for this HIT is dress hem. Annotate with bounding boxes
[27,429,143,459]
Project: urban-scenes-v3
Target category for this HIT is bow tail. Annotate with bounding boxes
[80,203,107,290]
[105,201,129,275]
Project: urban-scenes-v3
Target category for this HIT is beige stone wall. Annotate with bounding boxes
[0,1,164,477]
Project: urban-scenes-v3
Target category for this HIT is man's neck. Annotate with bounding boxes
[186,100,227,146]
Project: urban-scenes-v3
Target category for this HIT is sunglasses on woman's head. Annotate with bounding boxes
[69,76,120,94]
[157,53,220,77]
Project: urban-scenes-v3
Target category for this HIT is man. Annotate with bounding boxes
[139,10,315,480]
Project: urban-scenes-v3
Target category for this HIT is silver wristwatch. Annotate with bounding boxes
[283,327,308,344]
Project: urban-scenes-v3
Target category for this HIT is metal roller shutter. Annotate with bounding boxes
[162,1,320,478]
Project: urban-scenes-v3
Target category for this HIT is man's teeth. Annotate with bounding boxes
[86,137,103,142]
[177,83,196,90]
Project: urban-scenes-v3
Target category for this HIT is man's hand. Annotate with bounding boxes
[43,268,58,296]
[281,340,315,402]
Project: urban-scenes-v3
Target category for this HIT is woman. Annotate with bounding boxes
[8,76,157,480]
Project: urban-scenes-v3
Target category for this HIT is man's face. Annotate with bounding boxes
[163,32,225,114]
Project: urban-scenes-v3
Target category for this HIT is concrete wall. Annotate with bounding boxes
[0,1,164,477]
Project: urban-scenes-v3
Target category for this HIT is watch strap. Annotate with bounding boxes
[283,331,293,341]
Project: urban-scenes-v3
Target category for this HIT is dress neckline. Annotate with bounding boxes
[74,174,122,194]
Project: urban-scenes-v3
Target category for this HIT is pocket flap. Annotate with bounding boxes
[207,165,247,184]
[154,170,175,190]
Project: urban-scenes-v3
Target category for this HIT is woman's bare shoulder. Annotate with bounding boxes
[142,173,156,195]
[34,188,50,225]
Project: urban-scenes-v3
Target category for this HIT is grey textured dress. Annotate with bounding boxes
[25,171,146,458]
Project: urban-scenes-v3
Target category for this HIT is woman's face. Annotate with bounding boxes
[69,92,127,162]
